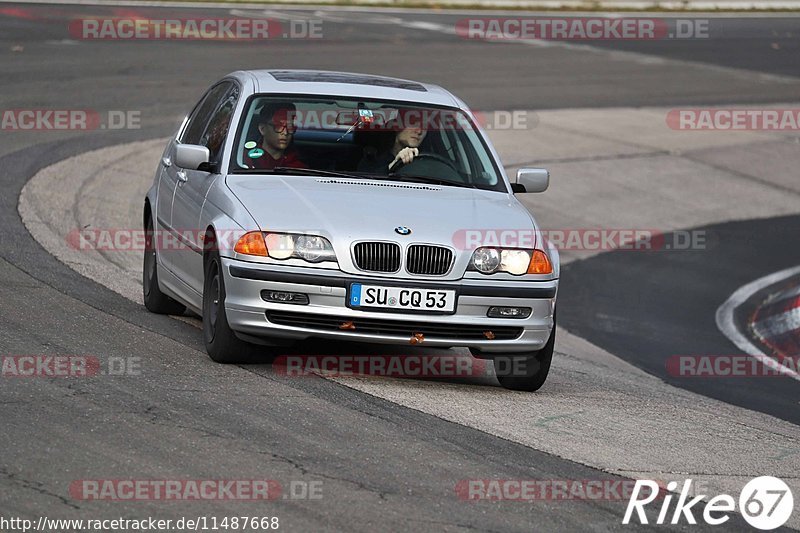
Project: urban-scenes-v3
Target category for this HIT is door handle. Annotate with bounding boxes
[162,157,172,168]
[177,170,188,183]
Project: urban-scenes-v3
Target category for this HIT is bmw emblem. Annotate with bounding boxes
[394,226,412,236]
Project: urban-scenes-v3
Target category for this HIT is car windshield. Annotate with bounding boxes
[230,96,507,192]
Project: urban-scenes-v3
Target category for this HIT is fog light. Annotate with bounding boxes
[261,290,309,305]
[487,306,531,319]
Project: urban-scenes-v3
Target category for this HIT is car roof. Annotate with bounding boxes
[228,69,462,108]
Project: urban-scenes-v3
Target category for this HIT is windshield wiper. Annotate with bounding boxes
[386,174,477,189]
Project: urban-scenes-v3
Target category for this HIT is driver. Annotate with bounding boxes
[358,109,427,174]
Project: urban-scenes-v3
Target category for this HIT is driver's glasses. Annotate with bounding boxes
[268,121,297,134]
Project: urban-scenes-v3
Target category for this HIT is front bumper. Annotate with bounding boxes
[222,258,557,353]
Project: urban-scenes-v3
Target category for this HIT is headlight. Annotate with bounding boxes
[265,234,295,260]
[500,250,531,275]
[472,247,501,273]
[264,233,336,263]
[295,235,336,262]
[469,248,552,275]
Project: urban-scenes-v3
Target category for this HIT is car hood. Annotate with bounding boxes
[226,175,536,245]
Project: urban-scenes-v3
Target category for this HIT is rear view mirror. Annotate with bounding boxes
[515,168,550,193]
[175,144,210,171]
[335,110,386,127]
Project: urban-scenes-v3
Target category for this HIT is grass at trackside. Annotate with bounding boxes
[162,0,800,12]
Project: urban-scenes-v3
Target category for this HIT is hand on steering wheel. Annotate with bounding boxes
[388,147,419,171]
[387,151,465,183]
[394,152,460,173]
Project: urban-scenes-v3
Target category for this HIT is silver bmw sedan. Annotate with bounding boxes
[143,69,558,391]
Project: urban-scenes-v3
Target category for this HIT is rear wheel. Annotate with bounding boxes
[203,247,257,363]
[143,215,186,315]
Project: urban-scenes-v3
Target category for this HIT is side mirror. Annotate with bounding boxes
[175,143,210,171]
[515,168,549,193]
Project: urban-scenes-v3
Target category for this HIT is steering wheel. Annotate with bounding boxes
[393,153,463,182]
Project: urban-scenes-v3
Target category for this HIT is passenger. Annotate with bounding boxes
[243,103,307,170]
[358,109,427,174]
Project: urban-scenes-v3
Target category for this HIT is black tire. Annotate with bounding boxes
[203,247,257,363]
[490,322,556,392]
[143,215,186,315]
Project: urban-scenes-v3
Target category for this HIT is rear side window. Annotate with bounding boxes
[199,85,239,162]
[181,82,232,145]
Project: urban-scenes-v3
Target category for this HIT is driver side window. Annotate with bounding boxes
[180,82,232,146]
[200,86,239,163]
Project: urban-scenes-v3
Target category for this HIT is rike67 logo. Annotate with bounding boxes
[624,477,794,530]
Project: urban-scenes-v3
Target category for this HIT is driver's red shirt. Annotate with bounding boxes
[243,148,307,170]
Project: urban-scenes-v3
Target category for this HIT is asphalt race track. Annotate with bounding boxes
[559,215,800,425]
[1,3,799,531]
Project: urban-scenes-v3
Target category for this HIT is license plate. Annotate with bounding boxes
[350,284,456,312]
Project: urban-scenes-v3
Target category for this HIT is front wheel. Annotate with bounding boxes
[203,248,257,363]
[477,319,556,392]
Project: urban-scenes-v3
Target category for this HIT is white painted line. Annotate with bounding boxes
[768,283,800,304]
[715,265,800,381]
[753,307,800,338]
[229,8,304,20]
[403,21,455,32]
